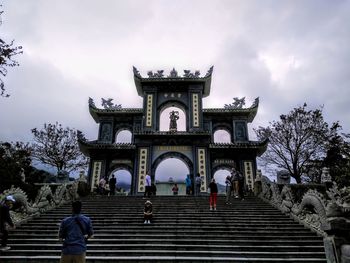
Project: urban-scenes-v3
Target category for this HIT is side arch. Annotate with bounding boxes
[114,124,134,143]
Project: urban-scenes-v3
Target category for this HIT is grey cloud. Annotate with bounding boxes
[1,0,350,148]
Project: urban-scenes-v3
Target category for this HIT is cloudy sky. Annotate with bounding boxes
[1,1,350,179]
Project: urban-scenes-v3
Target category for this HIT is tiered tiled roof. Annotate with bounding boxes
[133,66,214,97]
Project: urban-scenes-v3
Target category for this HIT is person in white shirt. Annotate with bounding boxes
[144,172,152,198]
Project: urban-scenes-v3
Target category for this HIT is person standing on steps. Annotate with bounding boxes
[98,176,107,195]
[143,200,153,224]
[225,170,234,204]
[59,201,94,263]
[232,168,240,198]
[109,174,117,196]
[144,171,152,198]
[185,174,192,195]
[208,178,218,211]
[194,173,202,196]
[172,183,179,195]
[237,170,245,200]
[0,195,16,251]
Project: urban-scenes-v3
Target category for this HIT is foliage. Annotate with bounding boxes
[323,132,350,187]
[0,141,31,191]
[0,8,23,97]
[31,122,88,174]
[255,103,339,183]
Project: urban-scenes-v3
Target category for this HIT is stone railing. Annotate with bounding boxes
[255,176,350,263]
[0,181,80,225]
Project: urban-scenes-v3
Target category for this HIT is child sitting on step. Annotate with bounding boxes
[144,200,153,224]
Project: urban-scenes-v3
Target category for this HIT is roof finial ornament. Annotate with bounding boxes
[224,97,246,109]
[133,66,142,78]
[251,97,259,108]
[183,70,200,78]
[88,97,96,108]
[205,66,214,77]
[148,70,164,78]
[77,130,87,142]
[101,98,122,109]
[168,68,178,78]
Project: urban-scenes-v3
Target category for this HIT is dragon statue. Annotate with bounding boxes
[224,97,246,109]
[1,186,39,218]
[183,70,200,78]
[1,182,79,224]
[291,189,330,231]
[101,98,122,110]
[259,173,350,237]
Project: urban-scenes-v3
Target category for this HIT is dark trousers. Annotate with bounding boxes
[110,187,115,196]
[195,184,201,196]
[238,181,245,199]
[1,229,8,247]
[144,186,151,197]
[186,186,191,195]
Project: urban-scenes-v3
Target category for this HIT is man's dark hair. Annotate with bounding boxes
[72,201,82,214]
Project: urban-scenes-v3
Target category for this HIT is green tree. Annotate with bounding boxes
[255,103,339,183]
[0,141,31,191]
[0,8,23,97]
[324,132,350,187]
[31,122,88,174]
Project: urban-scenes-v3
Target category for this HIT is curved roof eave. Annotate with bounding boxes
[88,104,143,123]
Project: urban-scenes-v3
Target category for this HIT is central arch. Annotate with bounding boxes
[152,152,193,195]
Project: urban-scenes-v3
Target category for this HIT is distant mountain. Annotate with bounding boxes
[117,181,131,191]
[217,183,226,193]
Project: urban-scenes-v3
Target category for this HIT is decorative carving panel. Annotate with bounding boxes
[138,148,148,192]
[91,161,102,192]
[235,121,247,141]
[197,148,207,192]
[192,94,199,127]
[146,94,153,127]
[100,123,112,142]
[244,161,254,191]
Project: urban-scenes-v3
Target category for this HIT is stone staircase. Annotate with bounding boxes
[0,195,327,262]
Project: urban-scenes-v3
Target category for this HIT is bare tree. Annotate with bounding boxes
[31,122,88,174]
[255,103,338,183]
[0,7,23,97]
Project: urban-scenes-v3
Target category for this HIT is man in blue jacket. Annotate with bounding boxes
[59,201,93,263]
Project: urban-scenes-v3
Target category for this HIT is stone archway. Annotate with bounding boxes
[152,152,193,195]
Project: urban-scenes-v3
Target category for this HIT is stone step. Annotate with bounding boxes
[1,249,326,258]
[0,196,327,262]
[0,255,328,262]
[6,239,325,251]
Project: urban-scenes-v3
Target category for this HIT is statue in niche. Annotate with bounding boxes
[169,111,179,132]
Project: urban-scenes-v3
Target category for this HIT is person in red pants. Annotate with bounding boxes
[208,178,218,211]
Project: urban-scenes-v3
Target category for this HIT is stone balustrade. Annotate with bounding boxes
[255,176,350,262]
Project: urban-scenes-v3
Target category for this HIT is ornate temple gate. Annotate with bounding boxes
[78,67,267,195]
